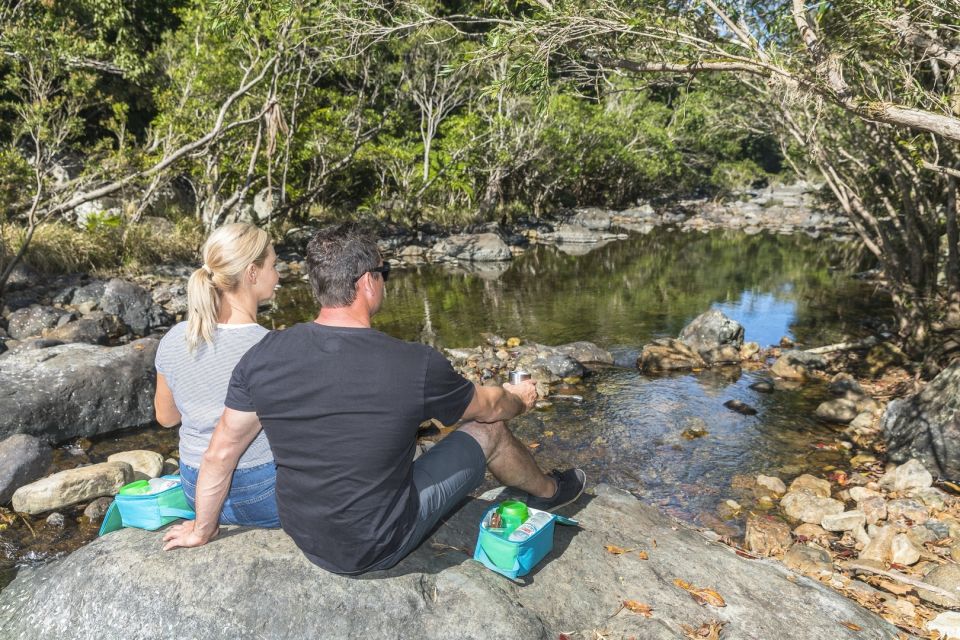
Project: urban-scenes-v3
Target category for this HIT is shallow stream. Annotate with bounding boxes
[1,227,892,586]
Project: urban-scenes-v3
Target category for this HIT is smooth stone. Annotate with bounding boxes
[740,342,761,360]
[744,514,792,557]
[45,512,66,528]
[756,475,786,496]
[909,487,948,510]
[771,350,826,380]
[783,543,833,575]
[11,461,133,514]
[788,474,832,498]
[0,484,904,640]
[828,373,864,396]
[890,534,921,566]
[926,520,952,540]
[919,563,960,607]
[107,450,164,480]
[859,526,895,563]
[886,499,929,525]
[821,510,866,532]
[929,611,960,640]
[0,433,53,503]
[879,458,934,492]
[814,398,858,424]
[83,497,113,523]
[637,338,705,372]
[793,523,833,545]
[857,496,888,526]
[848,486,882,501]
[781,491,844,524]
[848,412,875,431]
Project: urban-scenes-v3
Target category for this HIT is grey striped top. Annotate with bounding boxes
[155,321,273,469]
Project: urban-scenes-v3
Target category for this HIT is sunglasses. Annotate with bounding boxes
[356,263,391,283]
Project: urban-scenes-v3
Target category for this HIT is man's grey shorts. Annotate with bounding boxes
[369,430,486,571]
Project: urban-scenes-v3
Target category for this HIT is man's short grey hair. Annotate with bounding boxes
[306,223,381,308]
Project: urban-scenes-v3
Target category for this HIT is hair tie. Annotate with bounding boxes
[201,264,213,276]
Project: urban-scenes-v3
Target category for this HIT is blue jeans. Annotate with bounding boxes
[180,460,280,528]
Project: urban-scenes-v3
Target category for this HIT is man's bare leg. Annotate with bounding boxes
[457,420,556,498]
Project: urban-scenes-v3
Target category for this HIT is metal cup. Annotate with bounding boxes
[509,370,531,385]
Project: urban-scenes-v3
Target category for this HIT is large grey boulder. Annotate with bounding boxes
[678,310,744,361]
[0,434,52,503]
[100,278,167,336]
[0,485,899,640]
[432,233,512,262]
[552,341,614,367]
[0,337,158,442]
[6,305,67,340]
[42,312,125,345]
[569,208,613,231]
[883,361,960,480]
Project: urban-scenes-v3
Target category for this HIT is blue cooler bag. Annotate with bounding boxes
[473,503,578,579]
[98,475,195,536]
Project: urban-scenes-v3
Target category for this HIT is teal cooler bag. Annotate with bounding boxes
[98,475,195,535]
[473,504,577,579]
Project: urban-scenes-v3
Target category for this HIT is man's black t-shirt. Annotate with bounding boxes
[224,322,475,574]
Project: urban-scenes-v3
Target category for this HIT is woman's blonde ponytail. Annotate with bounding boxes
[185,223,271,352]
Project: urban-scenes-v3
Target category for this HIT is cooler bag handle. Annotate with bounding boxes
[159,507,196,520]
[554,515,579,526]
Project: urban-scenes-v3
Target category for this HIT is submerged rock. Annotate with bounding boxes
[0,485,901,640]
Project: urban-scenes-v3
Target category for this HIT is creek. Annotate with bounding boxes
[1,226,891,586]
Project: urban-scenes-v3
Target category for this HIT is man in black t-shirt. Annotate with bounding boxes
[163,223,586,574]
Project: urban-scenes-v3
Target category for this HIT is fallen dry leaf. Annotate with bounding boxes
[605,545,636,555]
[528,442,540,449]
[680,620,724,639]
[622,600,653,618]
[674,579,726,607]
[637,551,649,560]
[840,621,862,631]
[543,431,554,437]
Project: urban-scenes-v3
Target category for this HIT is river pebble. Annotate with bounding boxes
[107,450,164,480]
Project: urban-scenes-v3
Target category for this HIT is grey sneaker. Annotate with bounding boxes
[526,468,587,511]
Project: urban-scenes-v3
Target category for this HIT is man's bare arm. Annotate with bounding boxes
[162,407,262,550]
[459,380,537,423]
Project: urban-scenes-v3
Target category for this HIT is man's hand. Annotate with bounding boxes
[162,520,218,551]
[502,379,538,413]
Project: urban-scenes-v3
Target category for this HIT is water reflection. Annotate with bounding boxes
[275,227,885,351]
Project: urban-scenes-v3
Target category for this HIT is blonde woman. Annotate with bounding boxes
[154,223,280,527]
